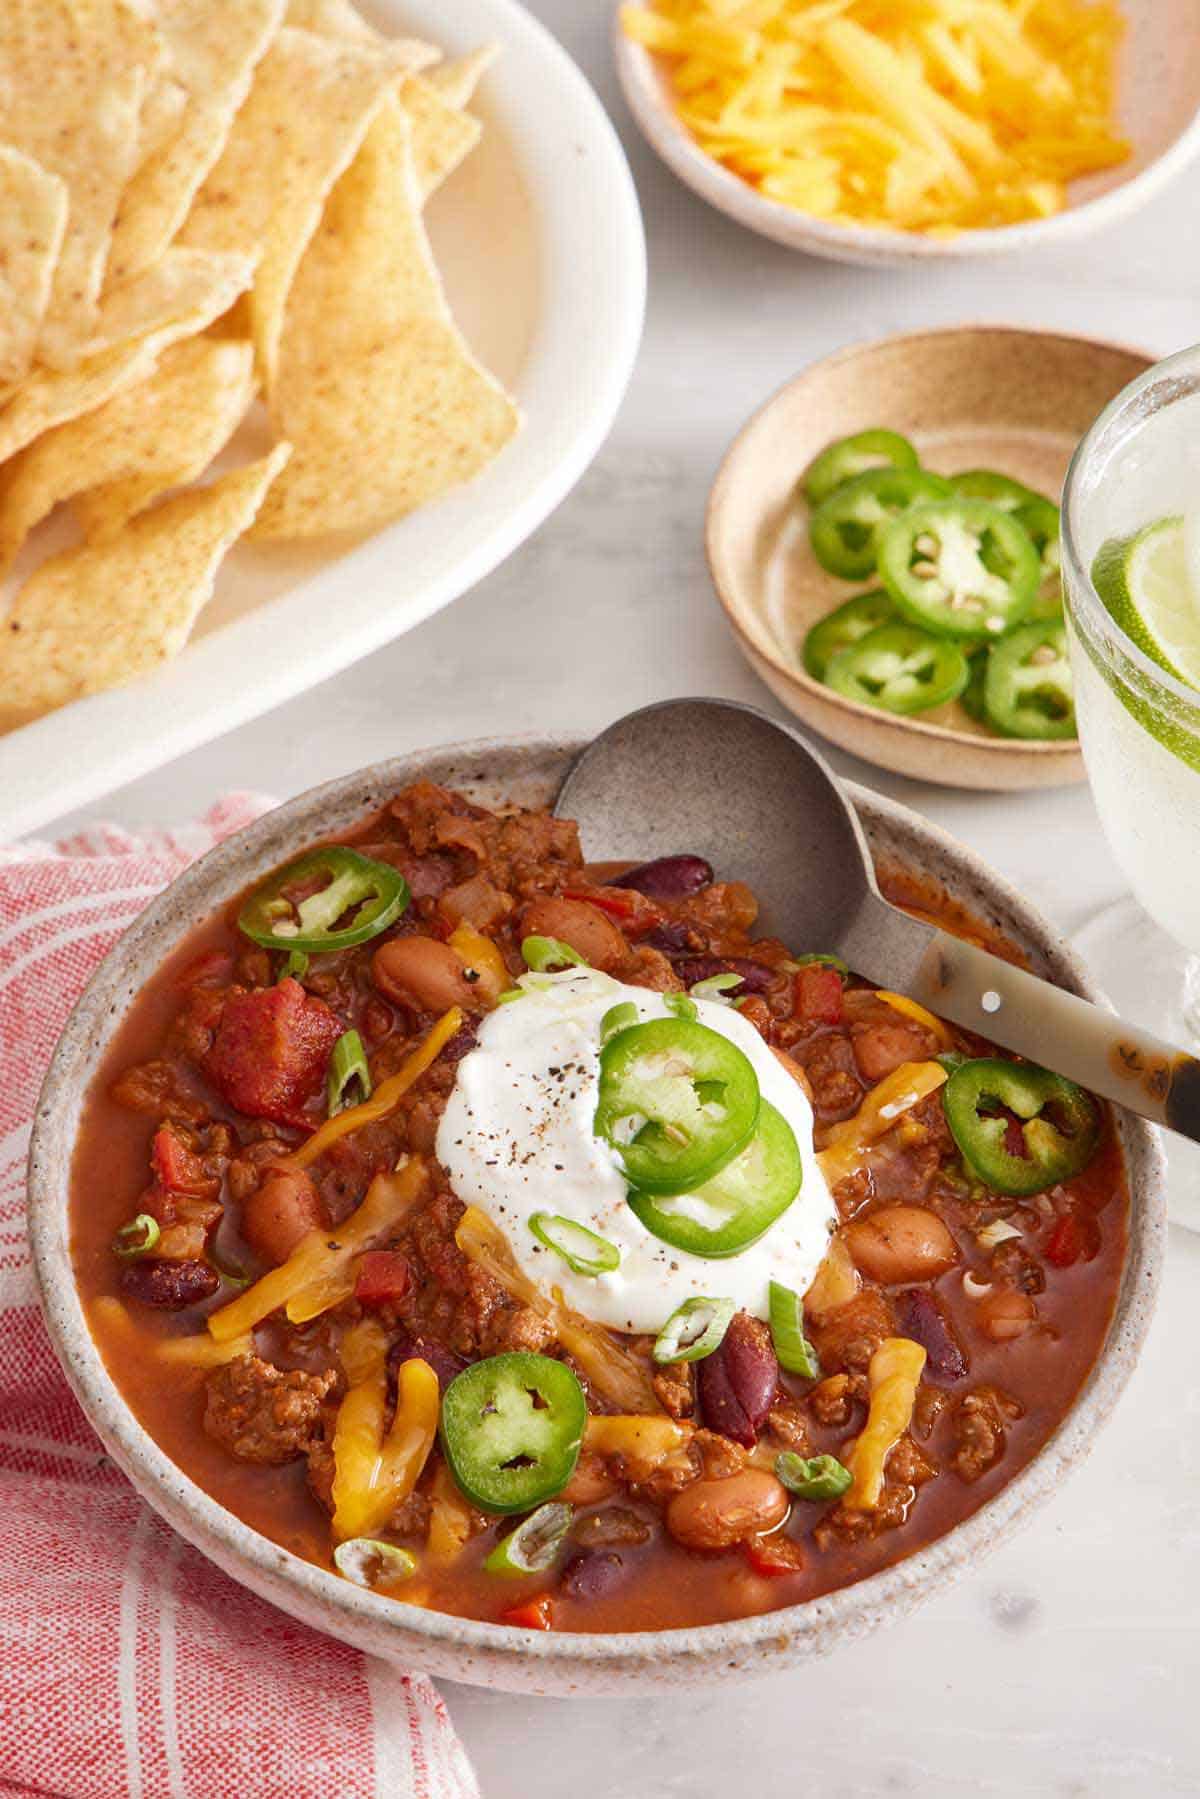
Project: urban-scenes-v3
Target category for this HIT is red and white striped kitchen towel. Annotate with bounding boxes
[0,797,479,1799]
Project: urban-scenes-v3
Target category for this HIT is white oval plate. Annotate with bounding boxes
[0,0,645,843]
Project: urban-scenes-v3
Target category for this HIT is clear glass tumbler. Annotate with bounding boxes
[1062,343,1200,1229]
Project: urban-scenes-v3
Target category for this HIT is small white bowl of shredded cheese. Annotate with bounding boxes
[615,0,1200,264]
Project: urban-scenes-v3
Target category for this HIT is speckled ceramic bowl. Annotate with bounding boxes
[27,736,1166,1695]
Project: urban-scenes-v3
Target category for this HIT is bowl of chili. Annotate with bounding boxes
[707,326,1155,790]
[27,735,1165,1693]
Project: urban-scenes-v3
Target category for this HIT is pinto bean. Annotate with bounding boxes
[697,1312,778,1448]
[977,1288,1037,1342]
[672,956,774,996]
[241,1167,323,1266]
[666,1471,789,1551]
[372,936,484,1012]
[844,1206,958,1285]
[519,897,627,971]
[612,855,714,899]
[119,1258,219,1309]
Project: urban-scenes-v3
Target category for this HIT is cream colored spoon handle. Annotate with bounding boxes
[910,930,1200,1140]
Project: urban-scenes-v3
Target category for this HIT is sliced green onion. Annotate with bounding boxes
[937,1050,968,1074]
[280,948,310,982]
[768,1280,820,1379]
[653,1295,735,1364]
[112,1214,161,1260]
[498,987,526,1004]
[210,1246,251,1290]
[600,1000,639,1043]
[689,973,742,1003]
[664,993,698,1021]
[790,953,849,978]
[333,1538,418,1588]
[774,1451,852,1502]
[484,1502,573,1577]
[529,1212,620,1276]
[522,935,588,972]
[328,1028,371,1115]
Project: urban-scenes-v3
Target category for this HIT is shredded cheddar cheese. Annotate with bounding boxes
[844,1335,926,1509]
[817,1059,947,1187]
[874,990,953,1047]
[620,0,1129,233]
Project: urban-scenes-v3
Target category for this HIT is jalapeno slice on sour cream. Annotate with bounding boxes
[595,1017,761,1196]
[627,1100,801,1258]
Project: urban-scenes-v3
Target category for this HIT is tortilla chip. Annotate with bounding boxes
[0,445,291,731]
[0,2,163,366]
[253,102,518,539]
[285,0,377,39]
[108,0,287,286]
[0,338,256,574]
[426,46,496,110]
[181,25,436,391]
[85,247,260,362]
[0,251,254,465]
[0,150,69,389]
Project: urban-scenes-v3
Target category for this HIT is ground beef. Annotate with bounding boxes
[807,1372,861,1428]
[482,1303,555,1356]
[809,1290,894,1375]
[651,1361,694,1419]
[952,1387,1024,1483]
[799,1033,864,1123]
[691,1428,747,1480]
[204,1355,334,1464]
[767,1396,812,1455]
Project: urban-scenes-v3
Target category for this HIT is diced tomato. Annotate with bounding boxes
[745,1534,807,1577]
[151,1125,212,1195]
[794,965,843,1027]
[1045,1214,1085,1268]
[502,1595,554,1630]
[205,977,342,1128]
[354,1249,412,1306]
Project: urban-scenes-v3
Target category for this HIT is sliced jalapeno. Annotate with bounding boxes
[595,1018,761,1196]
[809,468,953,581]
[768,1280,820,1378]
[440,1353,586,1514]
[950,469,1043,511]
[825,622,969,715]
[1015,496,1064,620]
[238,847,409,954]
[775,1451,852,1502]
[983,620,1075,740]
[627,1099,801,1258]
[879,498,1040,639]
[943,1058,1099,1196]
[959,648,989,722]
[528,1213,620,1277]
[484,1502,573,1577]
[652,1296,735,1363]
[802,429,920,508]
[802,588,895,681]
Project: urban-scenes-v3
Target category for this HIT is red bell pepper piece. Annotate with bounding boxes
[1045,1214,1085,1268]
[794,965,843,1027]
[151,1126,214,1196]
[354,1249,412,1306]
[744,1534,807,1577]
[502,1595,554,1630]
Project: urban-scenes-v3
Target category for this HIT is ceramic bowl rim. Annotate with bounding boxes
[614,17,1200,264]
[26,732,1167,1685]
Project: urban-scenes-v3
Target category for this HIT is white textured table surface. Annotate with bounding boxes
[52,4,1200,1793]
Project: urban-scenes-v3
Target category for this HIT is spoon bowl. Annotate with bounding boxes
[558,697,1200,1143]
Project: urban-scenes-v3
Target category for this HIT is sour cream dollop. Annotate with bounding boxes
[436,969,836,1334]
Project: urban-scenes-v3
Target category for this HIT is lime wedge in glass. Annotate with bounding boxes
[1092,516,1200,690]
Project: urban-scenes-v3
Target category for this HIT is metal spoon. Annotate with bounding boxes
[556,696,1200,1143]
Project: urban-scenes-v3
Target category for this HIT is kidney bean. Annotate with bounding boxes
[896,1288,966,1383]
[666,1471,789,1551]
[612,855,714,899]
[672,956,775,996]
[119,1258,220,1309]
[697,1312,778,1448]
[643,921,692,955]
[387,1332,467,1394]
[560,1549,627,1601]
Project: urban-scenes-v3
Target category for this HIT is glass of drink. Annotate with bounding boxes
[1062,342,1200,1227]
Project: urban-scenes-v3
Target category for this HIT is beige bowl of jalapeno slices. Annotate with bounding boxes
[707,327,1154,791]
